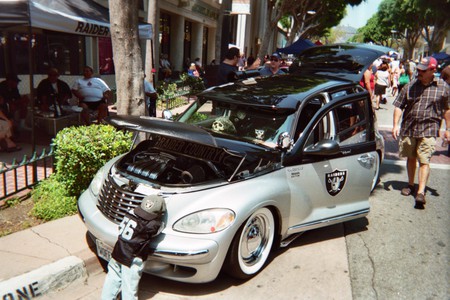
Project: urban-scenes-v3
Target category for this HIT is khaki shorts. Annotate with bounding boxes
[399,136,436,164]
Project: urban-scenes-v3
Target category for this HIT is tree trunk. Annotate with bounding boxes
[145,0,157,85]
[109,0,145,116]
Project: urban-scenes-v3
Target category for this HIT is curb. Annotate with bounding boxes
[0,256,87,298]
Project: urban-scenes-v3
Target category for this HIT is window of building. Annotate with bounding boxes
[159,12,171,60]
[184,21,192,64]
[99,37,114,74]
[202,27,209,67]
[0,30,85,77]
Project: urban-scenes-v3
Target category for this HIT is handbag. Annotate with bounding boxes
[399,73,410,85]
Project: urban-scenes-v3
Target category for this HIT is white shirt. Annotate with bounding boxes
[144,80,156,105]
[72,77,110,102]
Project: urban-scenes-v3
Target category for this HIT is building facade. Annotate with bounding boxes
[0,0,273,94]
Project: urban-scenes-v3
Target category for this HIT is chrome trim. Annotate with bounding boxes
[286,209,370,235]
[152,249,209,260]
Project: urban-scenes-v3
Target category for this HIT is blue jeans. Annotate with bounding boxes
[101,257,144,300]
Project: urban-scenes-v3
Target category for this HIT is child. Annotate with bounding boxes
[101,195,166,300]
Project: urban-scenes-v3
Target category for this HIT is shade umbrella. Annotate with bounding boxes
[277,38,315,55]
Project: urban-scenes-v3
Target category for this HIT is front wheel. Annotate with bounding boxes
[224,207,275,280]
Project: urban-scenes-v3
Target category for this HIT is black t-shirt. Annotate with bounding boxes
[111,207,163,267]
[218,62,238,85]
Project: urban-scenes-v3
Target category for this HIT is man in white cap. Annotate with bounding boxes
[101,195,166,300]
[392,56,449,209]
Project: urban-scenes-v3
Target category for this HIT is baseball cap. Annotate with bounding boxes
[416,57,437,71]
[138,195,166,215]
[270,52,281,60]
[5,73,21,82]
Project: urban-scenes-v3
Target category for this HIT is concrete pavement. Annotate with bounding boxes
[0,93,448,299]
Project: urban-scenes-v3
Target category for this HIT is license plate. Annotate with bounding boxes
[96,239,113,262]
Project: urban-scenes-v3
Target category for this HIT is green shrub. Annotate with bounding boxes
[31,175,77,221]
[53,124,133,197]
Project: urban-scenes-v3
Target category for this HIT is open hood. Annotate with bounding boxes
[291,43,393,82]
[107,115,280,185]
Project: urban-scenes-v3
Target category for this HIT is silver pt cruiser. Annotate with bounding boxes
[78,44,390,283]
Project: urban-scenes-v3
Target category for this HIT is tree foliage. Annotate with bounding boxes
[258,0,363,59]
[353,0,449,58]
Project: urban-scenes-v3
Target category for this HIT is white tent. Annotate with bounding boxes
[0,0,152,39]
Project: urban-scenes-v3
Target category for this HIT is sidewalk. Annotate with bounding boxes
[0,215,100,297]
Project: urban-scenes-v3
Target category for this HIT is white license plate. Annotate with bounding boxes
[96,239,113,262]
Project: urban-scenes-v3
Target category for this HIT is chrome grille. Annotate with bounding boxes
[97,173,145,224]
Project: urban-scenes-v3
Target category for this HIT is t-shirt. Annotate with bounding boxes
[259,66,284,76]
[376,70,390,86]
[144,80,156,105]
[71,77,110,102]
[218,62,238,85]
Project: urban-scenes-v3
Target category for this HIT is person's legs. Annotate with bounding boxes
[414,137,436,208]
[121,257,144,300]
[406,157,417,187]
[101,258,122,300]
[399,136,417,196]
[80,102,91,125]
[97,102,109,123]
[417,163,430,195]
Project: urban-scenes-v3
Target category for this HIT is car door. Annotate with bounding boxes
[285,93,375,232]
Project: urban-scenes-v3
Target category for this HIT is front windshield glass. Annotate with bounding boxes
[178,99,296,148]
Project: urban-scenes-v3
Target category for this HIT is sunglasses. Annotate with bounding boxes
[270,58,279,62]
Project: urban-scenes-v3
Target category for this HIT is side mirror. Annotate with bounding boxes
[162,109,173,120]
[277,132,292,150]
[304,139,341,156]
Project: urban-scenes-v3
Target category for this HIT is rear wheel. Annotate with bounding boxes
[224,207,275,279]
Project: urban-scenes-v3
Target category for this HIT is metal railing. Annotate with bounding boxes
[0,147,55,200]
[159,85,192,111]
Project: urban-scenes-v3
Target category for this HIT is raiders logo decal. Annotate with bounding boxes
[325,169,348,196]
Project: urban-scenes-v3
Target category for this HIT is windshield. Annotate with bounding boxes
[177,99,296,148]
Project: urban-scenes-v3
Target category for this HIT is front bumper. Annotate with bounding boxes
[78,190,228,283]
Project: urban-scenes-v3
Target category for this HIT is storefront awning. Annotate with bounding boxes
[0,0,152,39]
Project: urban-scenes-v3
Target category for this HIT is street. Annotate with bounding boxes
[42,94,450,300]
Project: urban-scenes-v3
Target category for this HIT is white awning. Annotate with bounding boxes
[0,0,152,39]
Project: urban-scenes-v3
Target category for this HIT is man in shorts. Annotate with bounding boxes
[392,57,449,209]
[72,66,111,124]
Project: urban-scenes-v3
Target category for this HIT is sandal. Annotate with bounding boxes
[400,185,414,196]
[6,146,22,153]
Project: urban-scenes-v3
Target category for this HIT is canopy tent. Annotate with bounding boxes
[0,0,152,39]
[277,38,315,55]
[432,52,450,61]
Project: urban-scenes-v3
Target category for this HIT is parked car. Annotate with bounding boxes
[78,43,391,283]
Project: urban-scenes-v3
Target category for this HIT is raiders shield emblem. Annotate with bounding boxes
[325,169,348,196]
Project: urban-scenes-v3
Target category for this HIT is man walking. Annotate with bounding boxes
[392,57,449,209]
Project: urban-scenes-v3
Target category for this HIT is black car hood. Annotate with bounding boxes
[291,43,393,83]
[106,115,278,158]
[107,115,219,147]
[107,115,280,184]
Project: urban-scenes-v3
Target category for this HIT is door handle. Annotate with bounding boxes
[358,154,374,168]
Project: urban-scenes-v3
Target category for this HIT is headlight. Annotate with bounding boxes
[89,166,106,196]
[173,209,235,234]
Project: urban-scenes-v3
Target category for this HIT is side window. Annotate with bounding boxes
[334,99,367,145]
[304,110,333,147]
[303,98,368,148]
